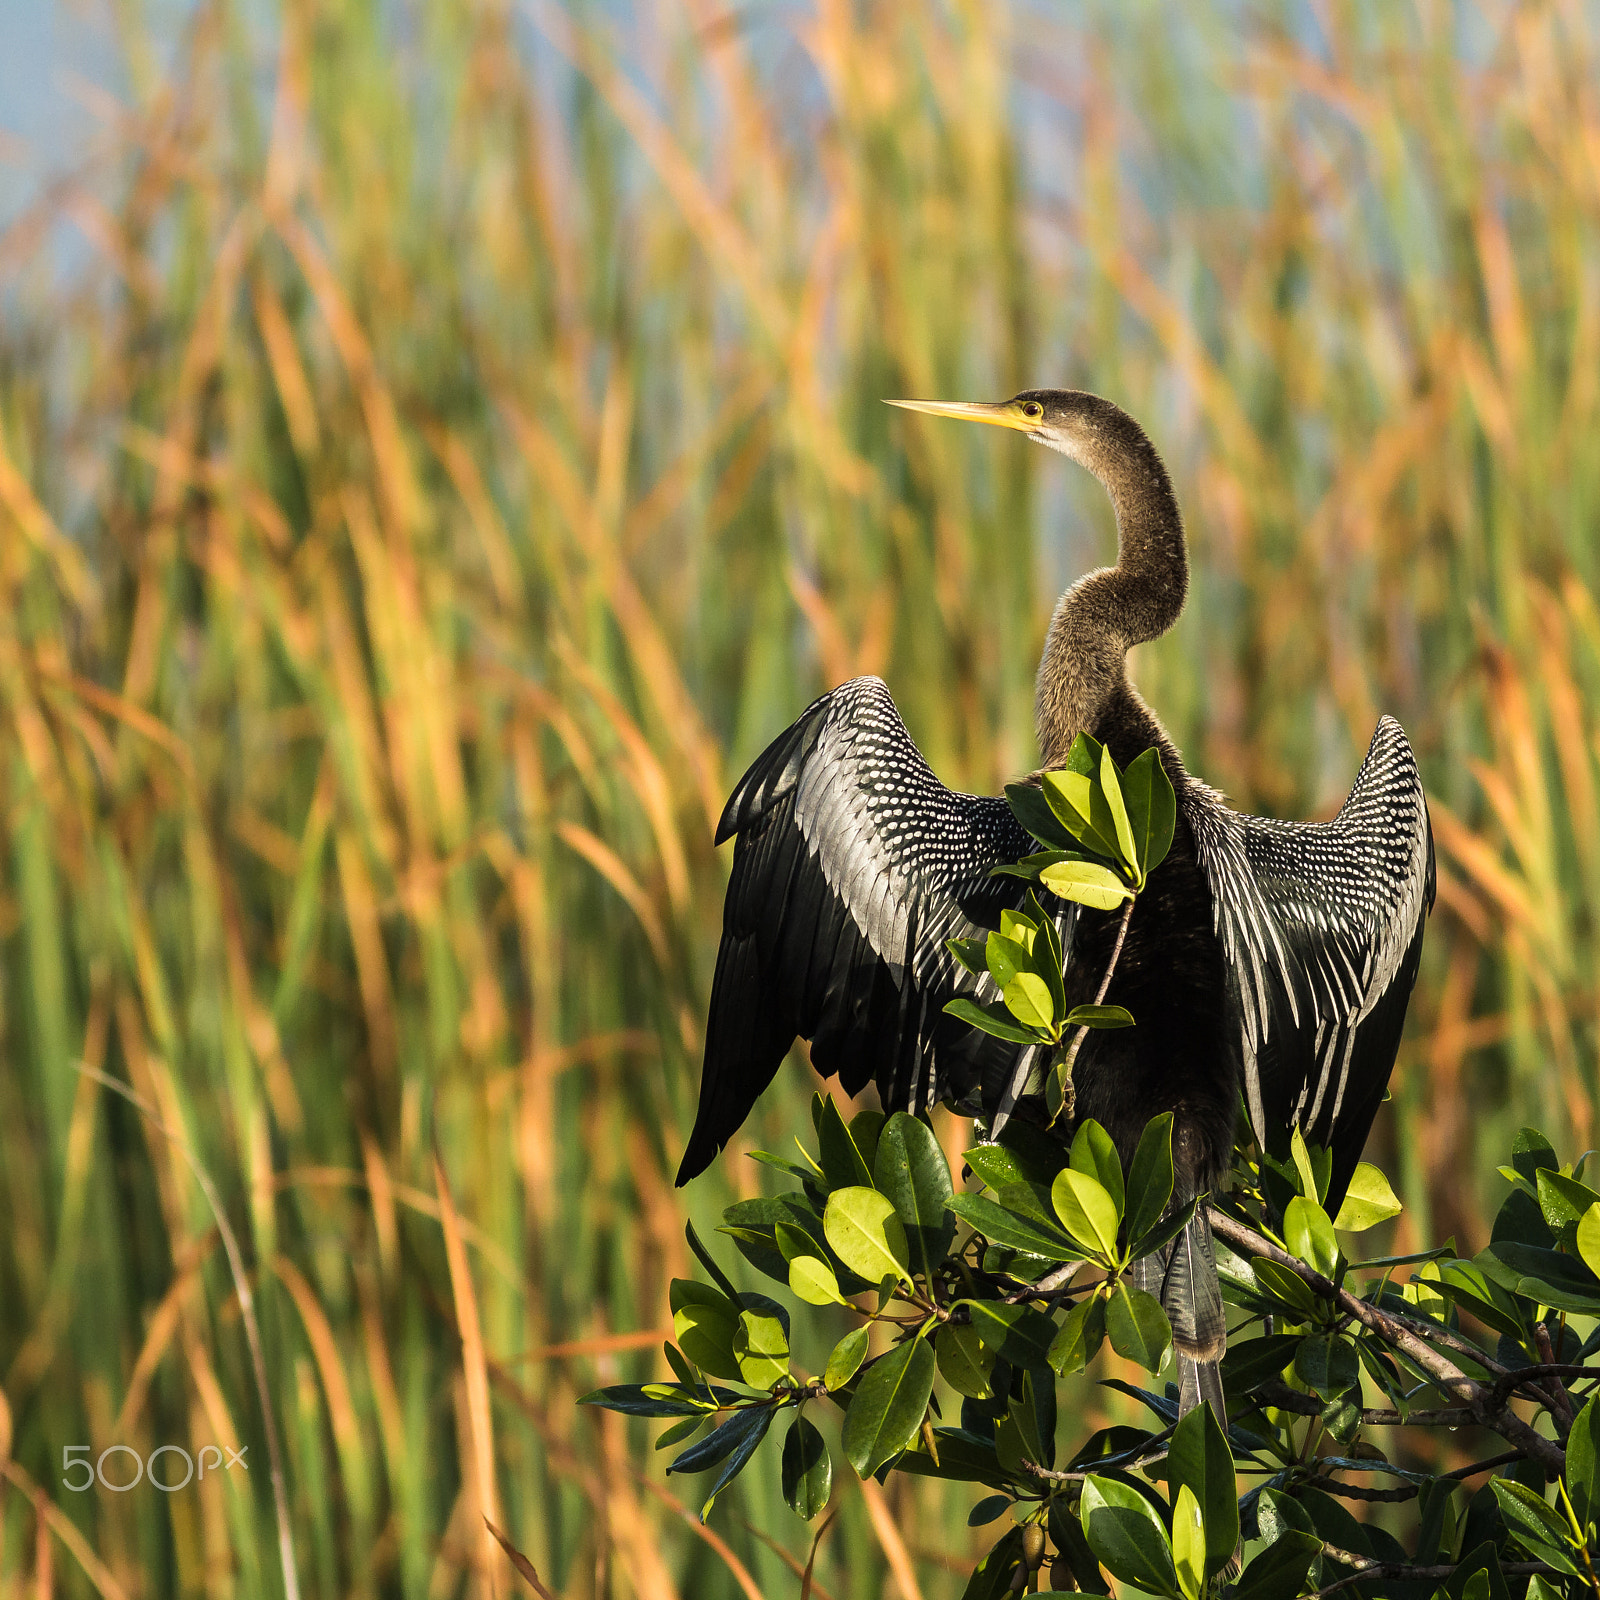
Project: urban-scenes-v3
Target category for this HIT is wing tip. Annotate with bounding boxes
[675,1126,721,1187]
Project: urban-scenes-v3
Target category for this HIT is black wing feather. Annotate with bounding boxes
[1191,715,1434,1208]
[678,676,1039,1184]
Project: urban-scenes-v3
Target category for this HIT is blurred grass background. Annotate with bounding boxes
[1,0,1598,1593]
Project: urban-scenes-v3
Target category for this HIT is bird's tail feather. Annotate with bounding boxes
[1131,1205,1227,1425]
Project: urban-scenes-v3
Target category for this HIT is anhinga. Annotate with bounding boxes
[677,390,1435,1416]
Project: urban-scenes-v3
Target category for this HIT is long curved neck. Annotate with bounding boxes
[1034,400,1187,767]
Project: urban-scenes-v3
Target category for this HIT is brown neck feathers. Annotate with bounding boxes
[1033,397,1187,766]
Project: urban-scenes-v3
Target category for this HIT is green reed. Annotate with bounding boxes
[0,0,1598,1593]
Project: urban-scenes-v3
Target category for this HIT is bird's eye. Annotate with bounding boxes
[1023,402,1043,418]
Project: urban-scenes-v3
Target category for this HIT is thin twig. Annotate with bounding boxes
[1307,1451,1519,1505]
[1490,1363,1599,1405]
[1357,1407,1478,1427]
[1003,1261,1086,1305]
[1495,1341,1585,1432]
[1249,1380,1473,1427]
[1313,1545,1558,1599]
[1057,896,1136,1098]
[1016,1424,1177,1482]
[1207,1205,1566,1475]
[78,1065,301,1600]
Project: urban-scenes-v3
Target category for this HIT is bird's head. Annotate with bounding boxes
[885,389,1127,468]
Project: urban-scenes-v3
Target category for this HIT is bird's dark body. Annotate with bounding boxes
[676,387,1434,1420]
[1060,689,1233,1196]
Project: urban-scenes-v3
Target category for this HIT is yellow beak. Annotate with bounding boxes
[884,398,1035,432]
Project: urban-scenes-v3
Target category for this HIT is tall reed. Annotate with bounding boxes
[0,0,1597,1593]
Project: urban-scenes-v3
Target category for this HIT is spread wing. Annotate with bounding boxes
[678,676,1047,1184]
[1192,716,1435,1207]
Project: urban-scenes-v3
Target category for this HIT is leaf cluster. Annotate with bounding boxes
[585,1108,1600,1599]
[945,737,1176,1120]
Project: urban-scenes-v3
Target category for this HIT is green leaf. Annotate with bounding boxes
[666,1403,773,1517]
[1432,1258,1527,1336]
[1566,1393,1600,1531]
[1004,782,1080,853]
[841,1338,937,1478]
[893,1428,1009,1491]
[670,1282,744,1380]
[962,1525,1026,1600]
[1249,1256,1321,1316]
[1041,768,1126,863]
[789,1254,848,1306]
[662,1341,702,1391]
[937,1322,995,1399]
[1577,1203,1600,1278]
[1064,1004,1136,1028]
[987,1122,1073,1185]
[1100,742,1140,878]
[734,1310,790,1387]
[686,1219,746,1303]
[815,1093,875,1191]
[849,1108,885,1170]
[578,1384,715,1417]
[1027,890,1067,1013]
[774,1221,819,1263]
[1233,1530,1321,1600]
[1289,1126,1331,1203]
[947,936,989,976]
[1478,1240,1600,1313]
[1128,1195,1199,1262]
[1039,858,1133,909]
[1170,1483,1204,1600]
[944,996,1041,1045]
[1167,1401,1238,1577]
[1537,1169,1600,1230]
[1066,731,1105,776]
[1052,1168,1122,1259]
[655,1415,706,1450]
[1125,1114,1175,1245]
[990,848,1087,880]
[999,909,1038,951]
[985,931,1033,989]
[1071,1120,1126,1214]
[874,1113,956,1281]
[1294,1333,1360,1396]
[781,1415,831,1520]
[1333,1163,1404,1231]
[1218,1333,1302,1395]
[1079,1473,1180,1598]
[1048,1294,1106,1375]
[1047,1499,1113,1594]
[1284,1195,1339,1280]
[949,1193,1081,1260]
[824,1187,911,1286]
[1490,1480,1582,1575]
[967,1494,1011,1527]
[1003,971,1056,1031]
[1512,1127,1560,1185]
[996,1378,1052,1472]
[1256,1487,1317,1547]
[1121,747,1177,877]
[1105,1284,1172,1372]
[823,1325,869,1391]
[961,1300,1059,1370]
[694,1406,775,1520]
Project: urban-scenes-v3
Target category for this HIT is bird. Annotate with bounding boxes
[676,388,1435,1419]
